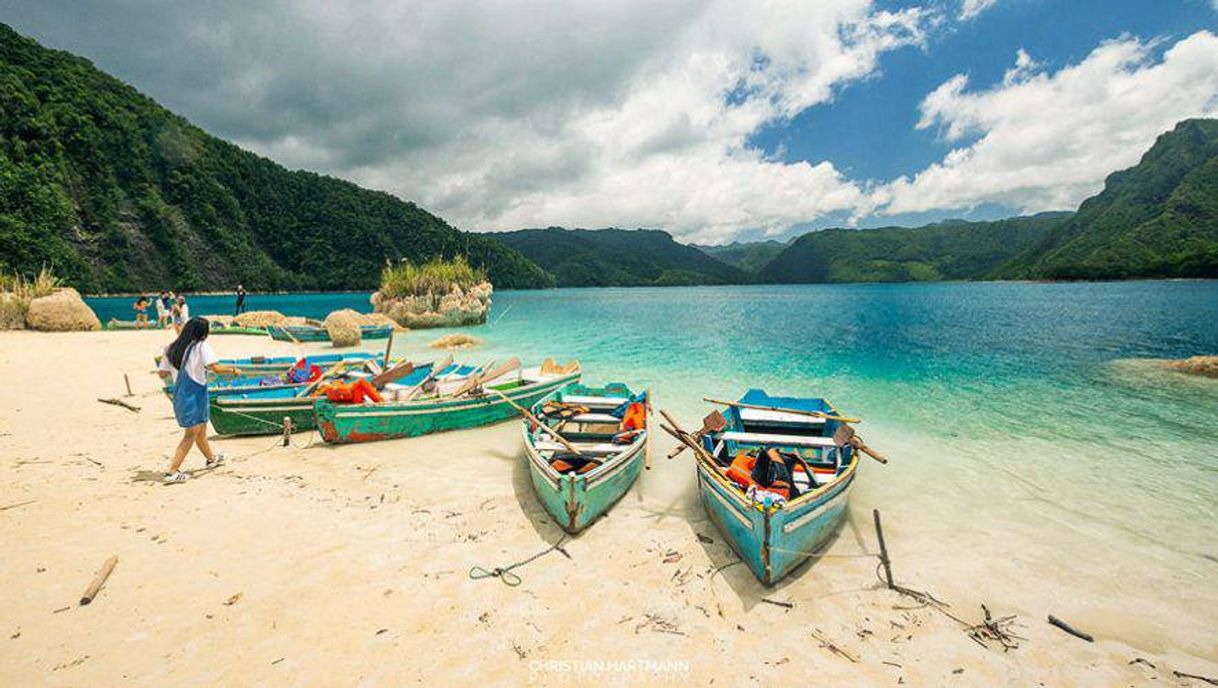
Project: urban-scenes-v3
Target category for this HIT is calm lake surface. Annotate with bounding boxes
[88,281,1218,651]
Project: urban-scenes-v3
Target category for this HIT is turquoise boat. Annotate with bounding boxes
[208,361,472,436]
[694,389,860,585]
[317,363,582,444]
[522,382,649,533]
[267,323,393,342]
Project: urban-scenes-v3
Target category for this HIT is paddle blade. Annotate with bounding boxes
[701,410,727,434]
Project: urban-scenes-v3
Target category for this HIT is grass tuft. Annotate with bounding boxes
[379,255,486,299]
[0,265,64,328]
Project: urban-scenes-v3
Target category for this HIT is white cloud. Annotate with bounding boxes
[6,0,932,244]
[959,0,998,21]
[879,32,1218,216]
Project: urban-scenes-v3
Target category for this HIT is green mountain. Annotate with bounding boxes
[997,119,1218,280]
[0,24,551,292]
[759,213,1069,284]
[691,239,788,274]
[494,227,748,287]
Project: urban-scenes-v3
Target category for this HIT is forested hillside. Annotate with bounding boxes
[0,24,552,292]
[996,119,1218,280]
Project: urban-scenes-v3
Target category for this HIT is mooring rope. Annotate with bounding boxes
[469,535,570,587]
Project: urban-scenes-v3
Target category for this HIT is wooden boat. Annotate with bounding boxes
[209,361,473,436]
[209,322,268,336]
[522,382,649,533]
[317,361,581,444]
[153,351,384,378]
[690,389,864,585]
[267,323,393,342]
[106,318,163,330]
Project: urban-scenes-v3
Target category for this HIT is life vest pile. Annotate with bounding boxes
[549,452,602,475]
[724,447,814,501]
[314,378,383,404]
[286,358,323,384]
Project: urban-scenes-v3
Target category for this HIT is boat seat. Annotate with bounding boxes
[739,408,825,425]
[718,431,838,448]
[562,395,628,407]
[534,441,624,455]
[567,413,622,424]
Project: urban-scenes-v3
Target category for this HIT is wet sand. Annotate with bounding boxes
[1,329,1215,686]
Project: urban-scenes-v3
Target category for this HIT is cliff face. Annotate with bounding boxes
[371,281,493,328]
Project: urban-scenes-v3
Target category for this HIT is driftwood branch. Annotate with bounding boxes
[1174,670,1218,686]
[97,398,140,412]
[1048,615,1093,642]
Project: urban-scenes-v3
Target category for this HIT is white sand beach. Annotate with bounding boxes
[1,329,1216,686]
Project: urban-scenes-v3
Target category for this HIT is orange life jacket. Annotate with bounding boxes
[620,402,646,431]
[724,450,808,501]
[317,378,383,404]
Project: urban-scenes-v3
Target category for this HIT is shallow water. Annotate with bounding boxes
[88,281,1218,653]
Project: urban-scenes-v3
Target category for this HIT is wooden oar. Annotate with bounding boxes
[703,397,861,424]
[832,424,887,464]
[403,354,455,400]
[657,410,718,465]
[370,360,415,390]
[453,357,520,397]
[382,329,395,369]
[488,389,583,455]
[298,361,347,397]
[666,410,727,459]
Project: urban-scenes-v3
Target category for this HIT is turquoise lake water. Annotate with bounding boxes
[88,282,1218,650]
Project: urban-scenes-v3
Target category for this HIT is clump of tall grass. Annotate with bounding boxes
[379,255,486,299]
[0,265,64,328]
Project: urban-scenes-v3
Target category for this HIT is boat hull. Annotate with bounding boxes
[696,460,854,585]
[210,396,316,436]
[525,432,646,533]
[316,372,581,444]
[267,324,393,342]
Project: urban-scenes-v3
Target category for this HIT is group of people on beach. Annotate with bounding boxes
[132,285,247,333]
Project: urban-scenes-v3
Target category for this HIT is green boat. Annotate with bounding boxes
[267,323,393,342]
[210,322,268,336]
[208,361,476,436]
[317,363,581,444]
[523,382,649,533]
[106,318,163,330]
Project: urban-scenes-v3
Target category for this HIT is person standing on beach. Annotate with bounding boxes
[234,284,246,316]
[155,291,170,329]
[171,294,189,334]
[133,295,150,328]
[156,317,242,483]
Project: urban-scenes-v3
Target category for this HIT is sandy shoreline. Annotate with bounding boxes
[1,329,1215,686]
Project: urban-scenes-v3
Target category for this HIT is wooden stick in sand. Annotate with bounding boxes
[1048,615,1094,642]
[123,374,133,397]
[488,389,583,455]
[80,555,118,605]
[97,398,140,413]
[702,397,860,424]
[873,509,894,590]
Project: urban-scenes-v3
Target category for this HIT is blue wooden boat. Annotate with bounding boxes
[693,389,860,585]
[522,382,649,533]
[267,323,393,342]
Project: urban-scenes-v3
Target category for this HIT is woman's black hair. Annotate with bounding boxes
[167,317,210,369]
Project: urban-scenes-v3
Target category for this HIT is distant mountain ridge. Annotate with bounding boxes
[758,213,1071,283]
[0,23,552,292]
[691,240,788,274]
[996,119,1218,280]
[493,227,748,287]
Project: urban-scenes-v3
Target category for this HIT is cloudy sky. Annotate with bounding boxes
[6,1,1218,243]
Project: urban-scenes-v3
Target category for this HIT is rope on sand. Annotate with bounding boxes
[469,535,570,587]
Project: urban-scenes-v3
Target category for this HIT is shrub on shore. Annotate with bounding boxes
[0,266,65,329]
[379,255,487,299]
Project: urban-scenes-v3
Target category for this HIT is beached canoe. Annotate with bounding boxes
[106,318,164,330]
[522,382,649,533]
[153,351,385,380]
[316,363,581,444]
[209,323,268,336]
[208,361,473,436]
[267,323,393,342]
[693,389,860,585]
